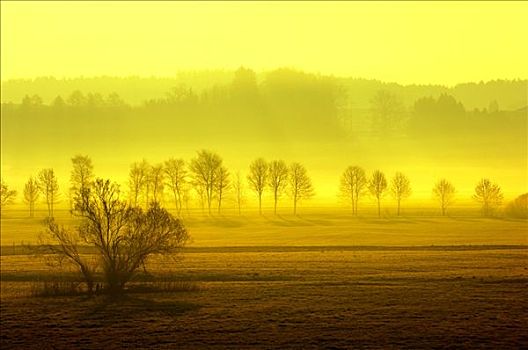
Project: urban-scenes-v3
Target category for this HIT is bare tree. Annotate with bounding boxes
[390,172,411,216]
[215,165,230,214]
[289,163,314,215]
[70,154,94,196]
[149,163,165,204]
[433,179,455,216]
[37,169,60,218]
[189,150,223,214]
[268,160,289,214]
[473,178,503,217]
[70,155,94,213]
[248,158,268,215]
[339,166,367,215]
[24,177,40,217]
[40,220,97,293]
[42,178,189,294]
[233,171,245,215]
[128,160,149,208]
[164,158,187,215]
[369,170,387,217]
[0,179,17,208]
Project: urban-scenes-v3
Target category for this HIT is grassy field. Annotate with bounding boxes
[2,208,527,247]
[1,209,527,348]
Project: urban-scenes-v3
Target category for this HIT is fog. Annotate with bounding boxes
[1,71,526,207]
[1,1,527,208]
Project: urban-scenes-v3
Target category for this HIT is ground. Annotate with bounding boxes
[1,210,527,348]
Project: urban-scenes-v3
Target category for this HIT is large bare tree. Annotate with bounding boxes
[247,158,268,215]
[268,160,289,214]
[42,179,189,294]
[37,169,60,218]
[473,178,503,217]
[23,177,40,217]
[0,179,17,208]
[433,179,455,216]
[289,162,314,215]
[189,150,223,214]
[369,170,387,217]
[164,158,187,215]
[390,172,411,216]
[339,166,367,215]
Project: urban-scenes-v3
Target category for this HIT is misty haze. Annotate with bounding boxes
[1,1,527,349]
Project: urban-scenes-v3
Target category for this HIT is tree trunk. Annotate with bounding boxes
[274,189,278,215]
[177,190,182,216]
[377,197,381,217]
[80,265,94,294]
[207,192,212,215]
[105,269,126,295]
[173,191,179,216]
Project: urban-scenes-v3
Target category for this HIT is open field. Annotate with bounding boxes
[1,247,528,349]
[1,210,527,348]
[1,209,527,247]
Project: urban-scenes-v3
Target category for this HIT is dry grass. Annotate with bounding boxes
[29,280,85,298]
[1,247,527,349]
[1,210,526,348]
[127,281,202,294]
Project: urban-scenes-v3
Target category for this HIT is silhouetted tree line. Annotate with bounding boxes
[1,68,343,141]
[365,90,526,139]
[3,74,526,111]
[409,94,527,138]
[126,151,314,216]
[2,153,524,219]
[2,69,525,143]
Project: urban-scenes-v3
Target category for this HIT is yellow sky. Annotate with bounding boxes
[1,1,527,85]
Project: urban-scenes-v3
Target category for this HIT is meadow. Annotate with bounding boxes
[1,208,527,348]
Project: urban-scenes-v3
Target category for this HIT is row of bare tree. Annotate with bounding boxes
[340,167,411,217]
[127,151,314,216]
[0,153,510,218]
[339,167,504,217]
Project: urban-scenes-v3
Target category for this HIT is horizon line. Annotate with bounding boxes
[1,71,527,90]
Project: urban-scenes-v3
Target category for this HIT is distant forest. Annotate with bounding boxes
[1,68,527,145]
